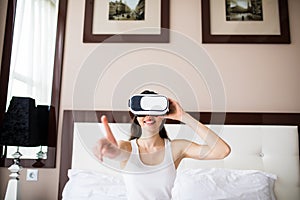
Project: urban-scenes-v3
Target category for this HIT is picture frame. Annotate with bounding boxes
[201,0,291,44]
[83,0,170,43]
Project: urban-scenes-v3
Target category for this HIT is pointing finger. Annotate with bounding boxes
[101,115,117,145]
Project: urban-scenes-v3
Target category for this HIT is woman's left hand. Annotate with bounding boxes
[162,98,185,121]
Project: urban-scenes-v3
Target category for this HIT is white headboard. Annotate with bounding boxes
[58,111,300,200]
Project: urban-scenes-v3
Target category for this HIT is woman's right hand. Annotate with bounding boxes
[93,115,121,162]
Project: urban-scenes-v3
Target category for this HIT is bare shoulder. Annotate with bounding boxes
[170,139,195,154]
[118,140,132,168]
[118,140,132,152]
[170,139,199,168]
[170,139,201,158]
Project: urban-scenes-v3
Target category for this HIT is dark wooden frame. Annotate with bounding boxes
[58,110,300,199]
[83,0,170,43]
[201,0,291,44]
[0,0,68,168]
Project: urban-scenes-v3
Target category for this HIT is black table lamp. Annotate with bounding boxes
[0,96,50,167]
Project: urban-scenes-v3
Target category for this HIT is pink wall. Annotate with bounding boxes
[1,0,299,199]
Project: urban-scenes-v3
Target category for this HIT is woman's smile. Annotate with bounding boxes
[143,117,156,125]
[137,116,163,131]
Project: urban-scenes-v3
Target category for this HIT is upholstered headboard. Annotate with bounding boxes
[58,111,300,199]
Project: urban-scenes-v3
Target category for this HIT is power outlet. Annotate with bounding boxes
[26,169,38,181]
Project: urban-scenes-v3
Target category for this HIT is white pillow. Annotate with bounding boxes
[62,169,127,200]
[172,168,277,200]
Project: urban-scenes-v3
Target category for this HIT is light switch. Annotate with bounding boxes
[26,169,38,181]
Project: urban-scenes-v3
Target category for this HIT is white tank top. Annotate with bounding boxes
[123,139,176,200]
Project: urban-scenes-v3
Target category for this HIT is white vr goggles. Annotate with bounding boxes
[128,94,169,116]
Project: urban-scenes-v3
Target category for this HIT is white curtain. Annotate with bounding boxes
[6,0,58,108]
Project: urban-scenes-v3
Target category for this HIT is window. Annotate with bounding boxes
[6,0,59,160]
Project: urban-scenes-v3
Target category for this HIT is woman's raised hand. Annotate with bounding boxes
[162,98,185,122]
[93,115,120,162]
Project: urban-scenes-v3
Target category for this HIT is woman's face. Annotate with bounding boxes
[136,115,164,136]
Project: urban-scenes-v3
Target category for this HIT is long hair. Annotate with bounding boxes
[129,90,170,141]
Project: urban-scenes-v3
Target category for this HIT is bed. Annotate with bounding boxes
[58,110,300,200]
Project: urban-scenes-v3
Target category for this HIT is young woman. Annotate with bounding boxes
[94,91,231,199]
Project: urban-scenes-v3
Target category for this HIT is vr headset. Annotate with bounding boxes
[128,94,169,116]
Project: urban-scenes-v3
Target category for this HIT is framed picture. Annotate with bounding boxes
[202,0,290,44]
[83,0,170,43]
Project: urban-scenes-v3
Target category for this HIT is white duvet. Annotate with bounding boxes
[62,168,276,200]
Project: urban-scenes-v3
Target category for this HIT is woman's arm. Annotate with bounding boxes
[164,99,231,160]
[93,115,131,162]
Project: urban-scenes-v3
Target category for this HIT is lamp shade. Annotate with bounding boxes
[0,97,49,147]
